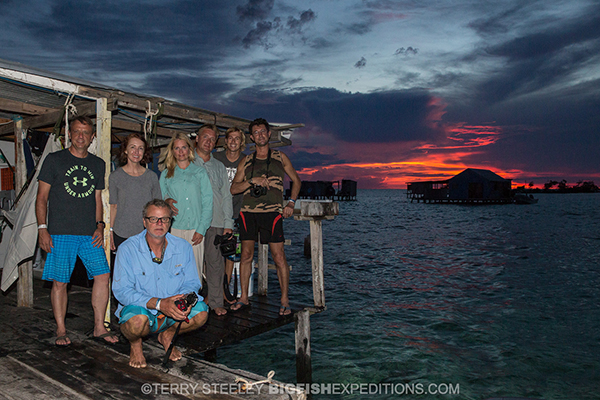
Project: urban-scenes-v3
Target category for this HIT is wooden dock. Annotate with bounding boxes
[0,276,306,399]
[0,200,338,400]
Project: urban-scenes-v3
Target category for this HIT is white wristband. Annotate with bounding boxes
[38,224,48,230]
[155,299,161,311]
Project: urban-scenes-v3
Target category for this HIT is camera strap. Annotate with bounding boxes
[250,148,271,181]
[162,320,183,368]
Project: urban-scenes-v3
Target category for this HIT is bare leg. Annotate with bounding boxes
[51,281,71,345]
[91,273,118,343]
[157,311,208,361]
[269,242,290,314]
[120,314,151,368]
[231,240,254,310]
[223,258,235,304]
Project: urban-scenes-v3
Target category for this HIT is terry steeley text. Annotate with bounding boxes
[140,382,460,396]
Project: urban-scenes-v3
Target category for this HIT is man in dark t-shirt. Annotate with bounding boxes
[36,116,118,347]
[213,127,246,297]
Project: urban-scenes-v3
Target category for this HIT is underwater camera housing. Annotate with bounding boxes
[214,232,237,257]
[174,292,198,312]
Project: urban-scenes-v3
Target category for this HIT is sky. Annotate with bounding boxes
[1,0,599,189]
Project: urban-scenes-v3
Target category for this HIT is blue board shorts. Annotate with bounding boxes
[42,235,110,282]
[118,301,209,334]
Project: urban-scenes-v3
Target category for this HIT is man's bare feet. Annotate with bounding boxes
[129,342,147,368]
[158,330,182,361]
[214,307,227,316]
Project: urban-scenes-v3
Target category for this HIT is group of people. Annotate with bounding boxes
[36,116,301,368]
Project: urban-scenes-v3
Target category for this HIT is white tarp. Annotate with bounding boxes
[1,134,62,292]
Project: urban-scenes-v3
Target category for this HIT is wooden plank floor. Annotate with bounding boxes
[0,276,309,399]
[180,295,305,355]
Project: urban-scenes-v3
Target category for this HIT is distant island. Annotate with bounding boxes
[518,180,599,193]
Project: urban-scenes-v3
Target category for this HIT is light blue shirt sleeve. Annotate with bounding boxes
[112,240,154,312]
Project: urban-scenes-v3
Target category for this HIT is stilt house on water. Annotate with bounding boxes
[407,168,512,204]
[0,57,337,399]
[290,179,357,201]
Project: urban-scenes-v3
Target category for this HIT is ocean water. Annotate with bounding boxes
[217,190,600,399]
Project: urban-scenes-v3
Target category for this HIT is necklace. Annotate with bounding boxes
[146,238,166,264]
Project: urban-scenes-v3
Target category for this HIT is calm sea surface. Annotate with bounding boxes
[217,190,600,399]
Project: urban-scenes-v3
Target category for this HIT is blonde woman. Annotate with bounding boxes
[159,133,213,278]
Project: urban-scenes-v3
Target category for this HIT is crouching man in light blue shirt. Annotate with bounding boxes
[112,199,208,368]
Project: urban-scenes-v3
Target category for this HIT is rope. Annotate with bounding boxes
[235,370,306,399]
[144,100,160,140]
[63,92,78,147]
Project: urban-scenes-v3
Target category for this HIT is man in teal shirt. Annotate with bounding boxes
[194,124,234,315]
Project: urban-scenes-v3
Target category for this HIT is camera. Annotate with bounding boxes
[250,183,268,198]
[174,292,198,312]
[214,232,237,257]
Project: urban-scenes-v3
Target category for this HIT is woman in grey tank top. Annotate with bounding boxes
[109,133,161,250]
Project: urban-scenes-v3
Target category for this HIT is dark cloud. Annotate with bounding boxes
[361,0,407,10]
[285,150,349,171]
[468,2,531,36]
[12,0,241,77]
[465,4,600,105]
[237,0,274,22]
[287,9,316,32]
[310,37,333,49]
[242,20,278,49]
[222,87,446,144]
[140,74,237,110]
[354,57,367,68]
[239,8,315,49]
[344,22,372,35]
[395,47,418,56]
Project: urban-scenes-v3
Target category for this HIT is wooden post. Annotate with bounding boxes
[295,201,338,309]
[14,117,33,307]
[96,98,112,323]
[257,237,268,296]
[295,309,312,386]
[309,219,325,308]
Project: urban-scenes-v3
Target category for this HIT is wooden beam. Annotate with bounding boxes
[0,98,59,115]
[0,99,117,137]
[294,201,339,308]
[14,118,33,307]
[96,98,113,324]
[110,118,190,138]
[78,88,304,133]
[295,310,312,386]
[309,220,325,308]
[257,239,269,296]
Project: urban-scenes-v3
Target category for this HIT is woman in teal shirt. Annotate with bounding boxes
[159,133,213,279]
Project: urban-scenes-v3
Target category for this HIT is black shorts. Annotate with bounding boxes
[238,212,284,244]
